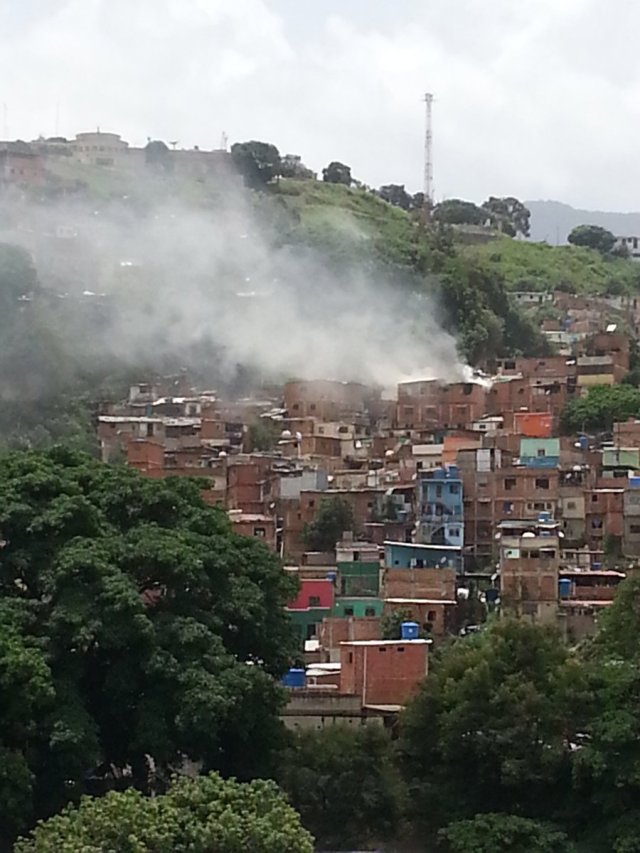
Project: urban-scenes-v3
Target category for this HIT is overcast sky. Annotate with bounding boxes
[2,0,639,210]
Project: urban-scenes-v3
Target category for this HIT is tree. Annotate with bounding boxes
[434,199,486,226]
[322,161,352,185]
[0,448,297,842]
[280,154,314,180]
[0,243,39,313]
[378,184,412,211]
[439,813,574,853]
[567,225,616,255]
[231,141,281,188]
[278,726,404,850]
[400,620,588,833]
[303,496,354,551]
[144,139,173,172]
[482,197,531,238]
[15,772,314,852]
[560,385,640,434]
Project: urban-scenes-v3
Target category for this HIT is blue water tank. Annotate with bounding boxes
[401,621,419,640]
[538,511,551,523]
[579,435,589,451]
[281,668,306,688]
[630,477,640,489]
[326,571,337,584]
[558,579,572,600]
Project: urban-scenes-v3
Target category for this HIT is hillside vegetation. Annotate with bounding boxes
[463,236,640,294]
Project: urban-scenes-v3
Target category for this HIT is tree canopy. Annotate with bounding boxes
[0,243,39,313]
[440,813,574,853]
[400,620,586,833]
[434,199,486,226]
[568,225,616,255]
[322,161,352,185]
[482,197,531,238]
[560,384,640,434]
[278,726,404,850]
[15,772,314,852]
[378,184,413,211]
[303,495,354,552]
[0,448,297,843]
[231,141,281,188]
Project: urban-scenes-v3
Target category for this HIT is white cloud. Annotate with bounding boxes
[2,0,640,208]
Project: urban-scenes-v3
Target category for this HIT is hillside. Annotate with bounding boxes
[527,199,640,244]
[462,235,640,295]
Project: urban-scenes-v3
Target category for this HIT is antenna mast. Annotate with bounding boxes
[423,92,434,220]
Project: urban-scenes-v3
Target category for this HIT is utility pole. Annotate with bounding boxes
[423,92,434,222]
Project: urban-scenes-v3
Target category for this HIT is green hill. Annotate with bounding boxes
[462,236,640,295]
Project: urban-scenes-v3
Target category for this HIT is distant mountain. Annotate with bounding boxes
[525,200,640,245]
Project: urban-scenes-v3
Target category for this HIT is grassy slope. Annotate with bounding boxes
[462,237,640,294]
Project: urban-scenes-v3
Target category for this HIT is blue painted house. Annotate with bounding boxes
[416,465,464,549]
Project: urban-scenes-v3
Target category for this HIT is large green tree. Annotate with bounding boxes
[567,225,616,255]
[278,726,404,850]
[322,161,352,185]
[482,197,531,238]
[440,813,574,853]
[434,199,486,226]
[560,384,640,434]
[15,772,314,852]
[400,621,587,833]
[231,141,281,188]
[303,495,354,552]
[0,448,297,843]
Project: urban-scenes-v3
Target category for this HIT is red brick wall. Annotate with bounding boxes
[340,642,428,705]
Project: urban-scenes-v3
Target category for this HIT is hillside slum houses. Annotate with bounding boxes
[97,328,636,725]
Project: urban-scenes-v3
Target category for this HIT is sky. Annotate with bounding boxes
[2,0,640,210]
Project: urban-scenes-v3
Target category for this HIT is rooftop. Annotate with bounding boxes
[340,639,432,646]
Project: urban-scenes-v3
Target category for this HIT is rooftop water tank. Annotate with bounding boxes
[281,668,305,689]
[401,621,419,640]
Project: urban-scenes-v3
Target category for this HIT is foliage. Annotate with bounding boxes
[231,140,281,188]
[0,448,297,842]
[378,183,412,211]
[144,140,172,172]
[278,726,404,850]
[322,161,352,185]
[482,197,531,238]
[280,154,314,180]
[303,496,354,552]
[439,813,574,853]
[15,772,314,852]
[560,384,640,434]
[568,224,616,255]
[434,199,486,226]
[0,243,39,312]
[246,418,277,452]
[400,620,587,833]
[464,237,640,295]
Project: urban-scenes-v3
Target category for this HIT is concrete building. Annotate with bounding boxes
[499,516,561,623]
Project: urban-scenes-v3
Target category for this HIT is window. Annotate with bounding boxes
[353,550,360,561]
[396,646,405,652]
[254,527,266,538]
[428,610,436,621]
[344,607,354,616]
[567,501,576,510]
[450,528,459,537]
[308,500,315,508]
[505,477,516,491]
[310,404,316,411]
[537,448,546,457]
[348,652,353,663]
[450,483,460,494]
[436,485,443,498]
[378,647,387,653]
[292,403,299,411]
[309,595,321,607]
[535,478,549,490]
[630,524,640,534]
[365,607,376,617]
[592,494,599,502]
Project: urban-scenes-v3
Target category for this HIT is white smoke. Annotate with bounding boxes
[0,177,467,392]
